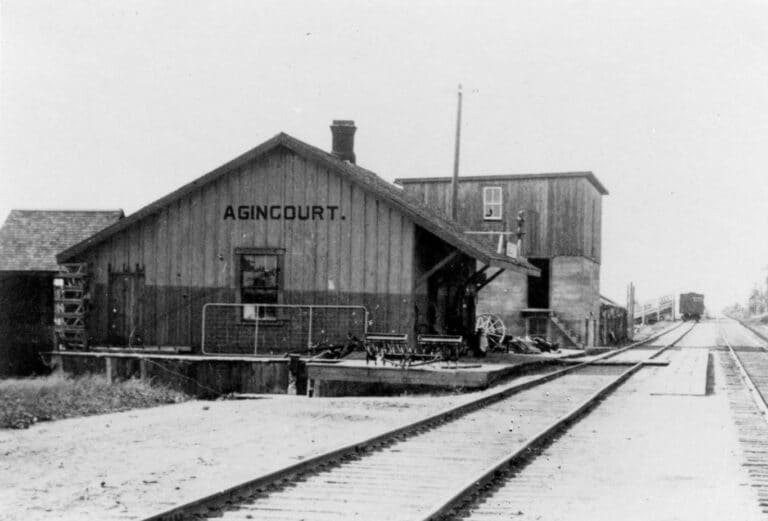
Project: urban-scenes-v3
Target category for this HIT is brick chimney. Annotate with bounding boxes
[330,120,356,163]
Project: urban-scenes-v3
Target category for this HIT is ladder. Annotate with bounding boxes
[54,263,89,350]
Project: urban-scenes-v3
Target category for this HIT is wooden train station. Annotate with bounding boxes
[55,122,537,352]
[3,120,618,395]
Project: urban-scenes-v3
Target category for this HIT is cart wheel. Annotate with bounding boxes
[475,314,506,351]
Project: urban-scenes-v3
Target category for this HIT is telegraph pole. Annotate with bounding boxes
[451,84,463,221]
[626,282,635,340]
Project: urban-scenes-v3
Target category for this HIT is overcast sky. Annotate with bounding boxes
[2,0,767,311]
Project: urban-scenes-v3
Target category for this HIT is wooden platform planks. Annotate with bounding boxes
[649,349,709,396]
[305,358,552,396]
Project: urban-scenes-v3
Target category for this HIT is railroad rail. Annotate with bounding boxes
[719,320,768,516]
[731,316,768,344]
[721,321,768,417]
[144,322,694,521]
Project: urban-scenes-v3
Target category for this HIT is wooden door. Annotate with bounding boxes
[108,272,145,347]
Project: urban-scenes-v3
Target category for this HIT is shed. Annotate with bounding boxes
[0,209,123,374]
[599,294,628,346]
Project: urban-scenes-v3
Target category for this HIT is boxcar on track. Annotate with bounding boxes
[679,292,705,321]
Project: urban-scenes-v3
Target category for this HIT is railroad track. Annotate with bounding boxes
[721,321,768,417]
[146,322,694,521]
[719,320,768,515]
[732,317,768,345]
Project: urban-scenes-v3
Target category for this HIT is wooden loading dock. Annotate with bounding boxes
[51,121,540,394]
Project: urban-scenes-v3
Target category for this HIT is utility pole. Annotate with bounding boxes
[626,283,635,341]
[763,265,768,314]
[451,84,463,221]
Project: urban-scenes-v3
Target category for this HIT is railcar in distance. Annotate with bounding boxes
[679,292,705,321]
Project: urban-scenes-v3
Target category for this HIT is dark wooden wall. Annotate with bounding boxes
[0,273,53,375]
[77,147,416,349]
[401,177,602,262]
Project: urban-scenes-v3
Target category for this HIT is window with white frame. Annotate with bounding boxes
[483,186,502,220]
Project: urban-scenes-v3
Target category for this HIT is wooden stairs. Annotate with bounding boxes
[550,312,584,349]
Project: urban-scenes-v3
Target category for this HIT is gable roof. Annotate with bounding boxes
[394,172,609,195]
[0,210,124,272]
[56,133,538,275]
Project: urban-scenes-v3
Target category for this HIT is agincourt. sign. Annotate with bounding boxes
[223,205,345,220]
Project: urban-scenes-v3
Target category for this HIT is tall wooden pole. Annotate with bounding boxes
[626,282,635,341]
[451,84,463,221]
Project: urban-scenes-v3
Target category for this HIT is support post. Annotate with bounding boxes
[307,307,314,349]
[413,251,460,291]
[475,268,505,292]
[466,264,491,286]
[254,305,260,355]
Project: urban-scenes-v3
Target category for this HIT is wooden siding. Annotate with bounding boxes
[79,147,416,349]
[402,177,602,262]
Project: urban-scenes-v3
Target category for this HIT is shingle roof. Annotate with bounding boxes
[57,133,538,275]
[395,172,609,195]
[0,210,124,271]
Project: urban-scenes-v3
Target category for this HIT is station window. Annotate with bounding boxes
[237,250,282,319]
[483,186,502,220]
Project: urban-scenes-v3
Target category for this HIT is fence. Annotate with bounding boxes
[201,303,369,355]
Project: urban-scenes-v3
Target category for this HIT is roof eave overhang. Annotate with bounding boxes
[403,215,538,276]
[483,255,540,276]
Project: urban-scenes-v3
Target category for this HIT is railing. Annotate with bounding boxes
[201,303,369,355]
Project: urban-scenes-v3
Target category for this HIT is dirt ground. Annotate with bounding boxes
[747,320,768,340]
[1,375,552,521]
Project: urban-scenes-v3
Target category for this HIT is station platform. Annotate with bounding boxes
[306,350,581,397]
[649,348,710,396]
[47,348,583,398]
[47,350,291,398]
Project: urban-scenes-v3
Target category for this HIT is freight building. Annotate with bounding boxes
[396,171,608,348]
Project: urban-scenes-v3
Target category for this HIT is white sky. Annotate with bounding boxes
[1,0,767,311]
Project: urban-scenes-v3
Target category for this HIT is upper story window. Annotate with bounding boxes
[483,186,502,220]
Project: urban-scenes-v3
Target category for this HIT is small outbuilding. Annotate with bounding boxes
[0,209,123,375]
[598,295,628,346]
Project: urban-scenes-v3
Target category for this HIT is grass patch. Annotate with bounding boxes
[0,374,190,429]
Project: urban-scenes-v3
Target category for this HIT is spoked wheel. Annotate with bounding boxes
[475,314,507,351]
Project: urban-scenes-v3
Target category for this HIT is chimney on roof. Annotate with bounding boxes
[330,120,356,164]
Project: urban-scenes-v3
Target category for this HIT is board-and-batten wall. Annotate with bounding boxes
[402,178,602,262]
[80,148,415,349]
